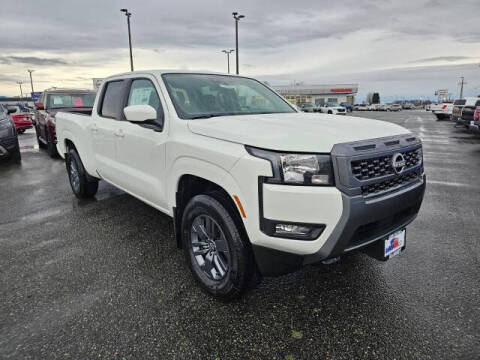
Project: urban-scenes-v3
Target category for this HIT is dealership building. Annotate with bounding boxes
[272,84,359,106]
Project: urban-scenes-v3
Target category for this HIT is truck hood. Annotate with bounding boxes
[187,112,410,152]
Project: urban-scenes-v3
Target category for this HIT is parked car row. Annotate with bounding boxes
[297,102,348,115]
[431,96,480,134]
[354,103,408,111]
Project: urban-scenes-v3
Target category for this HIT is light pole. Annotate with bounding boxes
[232,12,245,75]
[221,49,234,74]
[17,82,24,99]
[459,76,466,99]
[27,69,35,93]
[120,8,134,72]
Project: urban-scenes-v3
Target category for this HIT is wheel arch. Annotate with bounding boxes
[171,166,248,249]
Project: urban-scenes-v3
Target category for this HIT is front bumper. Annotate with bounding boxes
[253,177,425,276]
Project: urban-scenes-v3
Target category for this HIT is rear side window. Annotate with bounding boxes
[100,81,124,119]
[475,100,480,107]
[454,99,466,106]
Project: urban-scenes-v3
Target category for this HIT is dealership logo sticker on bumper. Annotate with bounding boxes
[384,229,406,258]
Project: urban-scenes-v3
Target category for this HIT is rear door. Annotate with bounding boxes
[92,80,126,182]
[114,77,168,209]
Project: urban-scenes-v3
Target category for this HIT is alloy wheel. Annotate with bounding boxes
[69,160,80,193]
[190,214,230,281]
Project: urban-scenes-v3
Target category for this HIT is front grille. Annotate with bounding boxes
[351,148,422,181]
[361,169,422,197]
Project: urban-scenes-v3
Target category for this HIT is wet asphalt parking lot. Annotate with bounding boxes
[0,110,479,359]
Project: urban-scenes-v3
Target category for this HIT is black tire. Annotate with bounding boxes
[36,125,46,149]
[328,110,332,114]
[181,192,254,301]
[11,139,21,164]
[66,148,98,199]
[17,129,25,134]
[47,129,58,158]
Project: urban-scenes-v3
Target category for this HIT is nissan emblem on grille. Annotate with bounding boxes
[391,152,406,174]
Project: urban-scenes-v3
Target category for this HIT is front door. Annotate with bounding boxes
[114,78,168,210]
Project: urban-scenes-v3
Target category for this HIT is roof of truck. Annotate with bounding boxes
[104,69,234,80]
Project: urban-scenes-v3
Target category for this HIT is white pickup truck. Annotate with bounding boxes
[56,71,426,300]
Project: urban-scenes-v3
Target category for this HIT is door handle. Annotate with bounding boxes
[114,129,125,138]
[90,123,98,132]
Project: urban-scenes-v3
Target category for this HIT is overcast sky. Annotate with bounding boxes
[1,0,479,101]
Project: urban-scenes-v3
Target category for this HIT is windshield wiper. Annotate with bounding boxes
[189,112,239,120]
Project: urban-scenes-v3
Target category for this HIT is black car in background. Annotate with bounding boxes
[0,105,21,163]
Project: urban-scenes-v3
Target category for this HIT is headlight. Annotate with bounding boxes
[246,146,335,186]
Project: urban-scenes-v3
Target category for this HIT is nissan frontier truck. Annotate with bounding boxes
[56,71,425,300]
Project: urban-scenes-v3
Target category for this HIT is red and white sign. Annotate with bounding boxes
[330,88,353,94]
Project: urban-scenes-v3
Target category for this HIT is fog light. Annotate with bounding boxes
[275,224,312,236]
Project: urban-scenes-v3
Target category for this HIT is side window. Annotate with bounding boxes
[127,79,162,117]
[100,81,124,119]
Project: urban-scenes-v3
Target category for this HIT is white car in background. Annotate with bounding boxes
[318,103,347,115]
[354,104,369,111]
[432,103,453,120]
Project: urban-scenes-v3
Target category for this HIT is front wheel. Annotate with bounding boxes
[66,148,98,199]
[181,193,254,301]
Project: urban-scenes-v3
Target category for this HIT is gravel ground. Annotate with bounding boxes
[0,110,479,359]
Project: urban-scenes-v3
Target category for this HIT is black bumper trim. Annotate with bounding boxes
[252,176,426,276]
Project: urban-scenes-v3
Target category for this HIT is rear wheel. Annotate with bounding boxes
[36,125,46,149]
[17,129,25,134]
[66,148,98,198]
[181,192,254,301]
[47,129,58,158]
[328,110,332,114]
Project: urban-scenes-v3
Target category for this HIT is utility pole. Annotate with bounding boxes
[121,8,134,71]
[221,50,234,74]
[232,12,245,75]
[27,69,35,93]
[17,82,24,99]
[459,76,466,99]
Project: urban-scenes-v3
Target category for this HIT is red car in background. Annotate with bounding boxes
[34,89,96,157]
[6,104,33,134]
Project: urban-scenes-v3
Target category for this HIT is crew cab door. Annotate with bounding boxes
[114,77,168,210]
[92,80,126,182]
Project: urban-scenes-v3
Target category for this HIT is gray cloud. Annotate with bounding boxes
[0,56,68,65]
[0,0,479,52]
[409,56,473,64]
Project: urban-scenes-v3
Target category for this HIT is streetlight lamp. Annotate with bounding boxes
[16,81,24,99]
[221,49,234,74]
[120,8,134,72]
[232,12,245,75]
[27,69,35,94]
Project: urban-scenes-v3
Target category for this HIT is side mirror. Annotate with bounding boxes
[124,105,157,122]
[35,102,44,110]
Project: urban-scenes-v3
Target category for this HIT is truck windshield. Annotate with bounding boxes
[47,93,96,109]
[162,74,296,119]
